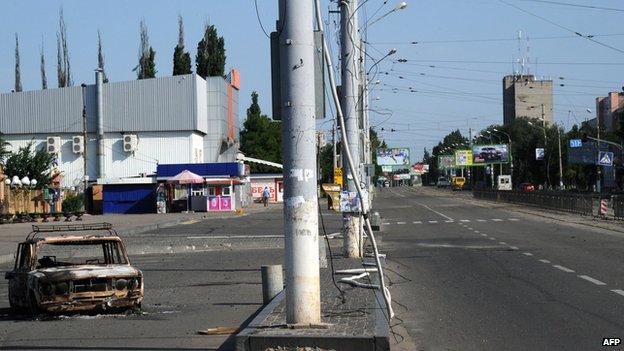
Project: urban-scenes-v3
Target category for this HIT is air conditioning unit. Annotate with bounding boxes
[46,136,61,154]
[123,134,138,153]
[72,136,84,154]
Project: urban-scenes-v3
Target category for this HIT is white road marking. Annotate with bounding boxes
[413,201,455,221]
[509,218,519,221]
[499,241,507,245]
[492,219,503,222]
[489,237,496,241]
[445,220,454,223]
[460,219,470,223]
[481,234,487,237]
[397,222,406,225]
[522,252,533,256]
[611,289,624,297]
[509,246,519,250]
[467,227,473,230]
[538,259,551,264]
[578,275,607,286]
[553,265,575,273]
[474,230,480,233]
[476,219,487,222]
[382,222,391,225]
[428,220,438,224]
[413,221,422,224]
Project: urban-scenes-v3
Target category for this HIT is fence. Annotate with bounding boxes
[473,190,596,216]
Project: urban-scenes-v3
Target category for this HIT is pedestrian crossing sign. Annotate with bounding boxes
[598,151,614,166]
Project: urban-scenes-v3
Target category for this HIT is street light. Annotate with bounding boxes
[367,2,408,28]
[492,128,514,181]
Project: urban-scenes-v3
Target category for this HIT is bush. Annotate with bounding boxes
[62,194,84,213]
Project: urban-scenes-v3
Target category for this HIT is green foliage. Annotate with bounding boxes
[239,92,282,173]
[137,20,156,79]
[0,136,10,163]
[62,194,83,213]
[173,16,192,76]
[4,142,55,188]
[196,24,226,78]
[173,46,192,76]
[319,144,333,183]
[425,129,469,180]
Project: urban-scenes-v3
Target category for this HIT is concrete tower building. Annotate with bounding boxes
[503,75,553,126]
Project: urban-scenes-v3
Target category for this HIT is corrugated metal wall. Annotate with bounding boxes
[103,184,156,214]
[0,86,96,134]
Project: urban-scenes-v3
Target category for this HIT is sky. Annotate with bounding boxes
[1,0,623,163]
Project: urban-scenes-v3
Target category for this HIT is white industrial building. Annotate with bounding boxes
[0,70,240,188]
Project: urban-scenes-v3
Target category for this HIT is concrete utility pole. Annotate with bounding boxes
[80,83,88,211]
[341,0,363,258]
[278,0,321,325]
[557,125,564,189]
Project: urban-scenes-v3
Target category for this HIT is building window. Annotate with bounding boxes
[208,186,216,197]
[222,186,231,196]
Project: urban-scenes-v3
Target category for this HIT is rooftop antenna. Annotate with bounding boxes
[526,33,531,75]
[517,30,525,75]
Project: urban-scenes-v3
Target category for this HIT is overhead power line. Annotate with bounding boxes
[366,33,624,45]
[516,0,624,12]
[498,0,624,55]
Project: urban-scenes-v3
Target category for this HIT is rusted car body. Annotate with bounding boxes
[5,223,143,314]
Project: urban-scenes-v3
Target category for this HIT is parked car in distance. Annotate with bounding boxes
[519,182,535,193]
[437,177,451,188]
[5,223,143,315]
[451,177,466,191]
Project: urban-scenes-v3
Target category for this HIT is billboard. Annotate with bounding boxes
[568,141,597,165]
[438,155,455,169]
[455,150,473,166]
[376,148,410,166]
[472,144,509,164]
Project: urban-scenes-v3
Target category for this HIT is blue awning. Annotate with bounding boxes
[156,163,242,178]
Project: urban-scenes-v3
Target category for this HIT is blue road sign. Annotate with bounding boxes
[569,139,582,148]
[598,151,614,166]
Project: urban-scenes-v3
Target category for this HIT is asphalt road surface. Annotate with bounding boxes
[0,249,284,350]
[379,186,624,351]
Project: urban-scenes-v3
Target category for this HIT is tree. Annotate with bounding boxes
[136,20,156,79]
[4,142,55,189]
[196,24,226,78]
[173,16,192,76]
[0,135,10,163]
[14,33,22,92]
[40,39,48,90]
[239,92,282,173]
[97,30,109,83]
[56,8,71,87]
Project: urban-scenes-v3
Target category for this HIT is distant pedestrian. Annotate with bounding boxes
[262,187,270,207]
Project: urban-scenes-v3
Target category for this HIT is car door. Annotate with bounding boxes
[7,243,32,307]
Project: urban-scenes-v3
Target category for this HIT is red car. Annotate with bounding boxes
[519,183,535,193]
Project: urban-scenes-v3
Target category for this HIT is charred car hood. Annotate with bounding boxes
[34,265,140,282]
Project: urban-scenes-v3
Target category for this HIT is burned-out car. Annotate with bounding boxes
[5,223,143,314]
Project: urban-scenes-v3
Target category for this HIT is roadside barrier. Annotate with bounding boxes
[473,190,595,216]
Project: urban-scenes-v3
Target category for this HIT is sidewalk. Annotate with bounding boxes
[236,254,390,351]
[0,204,280,264]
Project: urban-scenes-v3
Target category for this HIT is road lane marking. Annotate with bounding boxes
[611,289,624,297]
[578,275,606,286]
[553,265,575,273]
[476,219,486,222]
[481,234,487,237]
[397,222,406,225]
[489,237,496,241]
[413,221,422,224]
[492,219,503,222]
[428,220,438,224]
[522,252,533,256]
[412,201,455,221]
[499,241,507,245]
[460,219,470,222]
[445,220,454,223]
[509,218,519,221]
[474,230,480,233]
[382,222,391,225]
[538,259,551,264]
[187,235,284,239]
[509,246,519,250]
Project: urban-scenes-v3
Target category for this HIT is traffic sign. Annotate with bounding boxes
[598,151,614,166]
[569,139,582,148]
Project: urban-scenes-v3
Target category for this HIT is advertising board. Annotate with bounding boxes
[472,144,509,164]
[454,150,473,166]
[376,148,410,166]
[438,155,454,169]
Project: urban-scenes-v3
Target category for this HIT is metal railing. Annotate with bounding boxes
[473,190,596,216]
